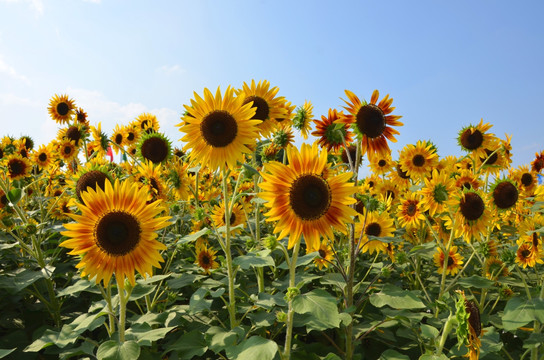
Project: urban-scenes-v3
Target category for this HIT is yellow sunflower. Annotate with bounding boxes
[88,122,109,159]
[420,169,456,216]
[433,245,464,276]
[490,178,519,211]
[178,86,260,171]
[457,119,495,158]
[354,210,395,255]
[137,131,172,165]
[48,94,76,124]
[134,160,166,203]
[195,243,219,274]
[4,153,32,180]
[454,169,482,191]
[135,112,160,133]
[510,165,538,196]
[259,143,357,252]
[313,240,334,270]
[339,89,403,156]
[292,100,315,140]
[110,124,125,154]
[272,124,295,150]
[397,140,439,182]
[165,158,191,201]
[56,139,79,163]
[237,79,287,138]
[396,192,426,229]
[448,190,492,243]
[311,108,352,152]
[368,151,394,176]
[67,161,112,203]
[33,143,54,169]
[210,201,246,235]
[60,179,171,289]
[57,124,86,147]
[515,242,542,268]
[531,150,544,173]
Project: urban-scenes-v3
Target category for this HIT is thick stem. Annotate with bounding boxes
[116,277,127,343]
[283,240,301,360]
[222,171,237,329]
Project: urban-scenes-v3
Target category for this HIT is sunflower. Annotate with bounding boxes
[339,89,403,156]
[292,101,314,140]
[134,160,166,203]
[237,79,287,138]
[272,125,295,150]
[396,192,426,229]
[135,112,160,133]
[420,169,456,216]
[210,201,246,235]
[123,123,140,147]
[259,143,357,252]
[68,161,112,203]
[88,122,109,159]
[511,165,538,196]
[475,138,508,176]
[48,195,76,221]
[56,139,79,163]
[397,140,439,182]
[75,107,89,126]
[515,242,542,268]
[165,158,191,201]
[313,240,334,270]
[490,179,519,211]
[368,151,394,176]
[339,144,362,169]
[57,124,86,147]
[48,94,76,124]
[275,100,296,126]
[4,153,32,180]
[454,170,481,191]
[374,179,400,206]
[137,131,172,164]
[483,257,508,280]
[195,243,219,274]
[60,179,171,289]
[33,144,53,169]
[448,190,492,243]
[178,86,260,171]
[433,246,464,276]
[354,210,395,255]
[110,124,125,154]
[311,108,352,152]
[457,119,495,158]
[531,150,544,173]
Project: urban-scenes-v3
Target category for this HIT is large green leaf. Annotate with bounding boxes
[369,284,425,309]
[0,349,15,359]
[278,251,319,269]
[168,273,207,289]
[233,249,275,269]
[502,296,544,331]
[292,289,342,331]
[457,275,495,289]
[189,287,212,313]
[0,268,44,294]
[56,278,100,297]
[177,228,211,245]
[96,340,140,360]
[125,323,175,345]
[225,336,278,360]
[205,326,244,354]
[379,349,410,359]
[164,330,207,359]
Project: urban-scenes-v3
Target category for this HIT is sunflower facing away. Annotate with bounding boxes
[311,108,352,152]
[178,86,260,171]
[259,143,357,252]
[339,89,403,156]
[60,179,171,289]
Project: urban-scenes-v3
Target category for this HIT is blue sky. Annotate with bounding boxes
[1,0,543,175]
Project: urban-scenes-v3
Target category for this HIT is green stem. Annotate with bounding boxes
[99,282,116,336]
[117,276,127,343]
[283,240,301,360]
[222,170,237,329]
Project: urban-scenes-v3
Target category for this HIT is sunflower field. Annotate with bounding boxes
[1,80,544,360]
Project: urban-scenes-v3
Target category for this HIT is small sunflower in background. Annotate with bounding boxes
[60,179,171,289]
[354,210,395,255]
[339,143,362,169]
[339,89,403,156]
[88,123,109,159]
[457,119,495,158]
[33,143,54,170]
[313,240,334,270]
[74,107,89,127]
[48,195,76,221]
[4,153,32,180]
[165,158,191,201]
[396,192,426,229]
[135,160,166,203]
[259,143,357,252]
[195,242,219,275]
[454,169,482,191]
[110,124,125,154]
[292,100,314,140]
[272,124,295,150]
[123,122,140,147]
[312,108,352,152]
[237,79,287,138]
[68,161,112,203]
[368,151,394,176]
[55,139,79,163]
[433,245,464,276]
[484,257,509,280]
[178,86,260,171]
[135,112,160,134]
[48,94,76,124]
[531,150,544,173]
[211,202,245,235]
[397,140,439,182]
[420,169,456,217]
[57,123,87,148]
[275,100,296,127]
[137,131,172,165]
[510,164,538,196]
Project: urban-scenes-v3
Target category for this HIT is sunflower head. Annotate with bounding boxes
[5,154,32,180]
[69,161,113,203]
[195,243,219,274]
[292,101,314,140]
[135,113,160,133]
[137,131,172,165]
[48,94,76,124]
[531,150,544,173]
[490,178,519,210]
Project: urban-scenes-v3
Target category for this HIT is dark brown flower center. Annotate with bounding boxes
[76,170,109,202]
[341,145,359,166]
[447,255,454,267]
[38,152,47,162]
[404,200,418,216]
[318,249,327,258]
[229,212,236,225]
[493,181,518,209]
[200,252,211,266]
[57,102,70,116]
[355,199,366,215]
[412,154,425,167]
[127,132,135,142]
[141,136,169,164]
[66,126,81,145]
[521,173,534,187]
[356,104,385,138]
[200,110,238,147]
[521,249,531,258]
[460,192,485,221]
[95,211,141,256]
[396,164,410,179]
[114,133,123,145]
[462,182,472,190]
[378,159,387,167]
[244,96,270,121]
[365,222,381,237]
[64,145,73,155]
[8,159,26,175]
[460,129,483,150]
[480,149,498,165]
[289,174,332,221]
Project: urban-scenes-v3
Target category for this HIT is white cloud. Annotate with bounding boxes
[157,64,184,75]
[0,56,30,84]
[0,0,44,15]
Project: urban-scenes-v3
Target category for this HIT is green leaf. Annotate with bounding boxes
[205,326,244,354]
[502,296,544,331]
[369,284,425,309]
[420,324,439,340]
[177,228,211,245]
[96,340,140,360]
[126,323,175,345]
[189,287,212,313]
[164,330,207,359]
[128,283,155,301]
[419,355,449,360]
[0,349,15,359]
[7,188,22,204]
[0,243,17,251]
[292,289,342,331]
[57,278,99,297]
[168,273,207,289]
[234,250,275,269]
[379,349,410,360]
[278,251,319,269]
[457,275,495,289]
[226,336,278,360]
[242,163,260,177]
[254,292,287,309]
[322,353,343,360]
[0,268,44,294]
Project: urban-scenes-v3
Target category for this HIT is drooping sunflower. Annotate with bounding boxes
[483,257,508,280]
[448,190,492,243]
[433,246,464,276]
[457,119,495,158]
[339,89,403,156]
[48,94,76,124]
[60,179,171,289]
[396,191,426,229]
[292,101,314,140]
[311,108,352,152]
[272,124,295,150]
[178,86,260,171]
[75,107,89,126]
[4,153,32,180]
[195,243,219,274]
[275,100,296,127]
[313,240,334,270]
[420,169,456,216]
[237,79,287,138]
[165,158,191,201]
[354,210,395,255]
[259,143,357,252]
[134,160,166,203]
[137,131,172,165]
[397,140,439,182]
[210,201,246,235]
[88,122,109,159]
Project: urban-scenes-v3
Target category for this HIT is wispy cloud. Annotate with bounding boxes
[0,0,44,16]
[0,56,30,84]
[157,64,184,75]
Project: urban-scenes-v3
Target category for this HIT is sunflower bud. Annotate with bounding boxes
[276,311,287,323]
[263,235,278,250]
[284,287,300,302]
